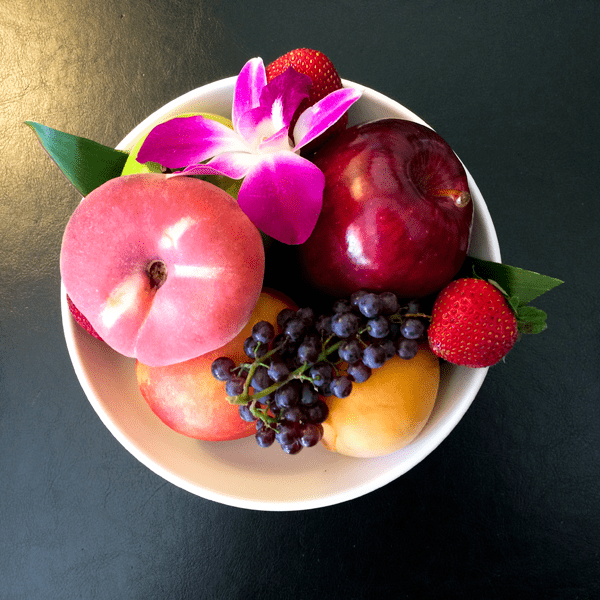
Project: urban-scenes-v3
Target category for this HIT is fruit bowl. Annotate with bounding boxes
[61,76,500,511]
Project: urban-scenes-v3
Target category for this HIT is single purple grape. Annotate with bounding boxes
[299,423,324,447]
[267,356,290,382]
[331,376,353,398]
[277,308,295,330]
[299,381,319,406]
[397,338,419,360]
[379,291,399,315]
[362,344,386,369]
[274,380,300,409]
[309,362,334,387]
[251,365,272,391]
[347,362,372,383]
[338,338,362,364]
[401,318,426,340]
[281,441,303,455]
[251,320,275,344]
[305,400,329,424]
[225,376,245,396]
[367,315,390,338]
[275,422,300,446]
[296,307,315,325]
[358,293,383,318]
[284,317,308,342]
[255,427,276,448]
[210,356,235,381]
[238,404,256,422]
[331,311,361,338]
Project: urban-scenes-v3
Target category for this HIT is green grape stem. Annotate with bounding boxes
[226,309,432,429]
[227,332,350,409]
[390,312,431,322]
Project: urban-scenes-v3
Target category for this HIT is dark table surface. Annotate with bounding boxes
[2,1,598,598]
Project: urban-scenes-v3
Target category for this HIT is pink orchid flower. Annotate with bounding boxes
[137,57,362,245]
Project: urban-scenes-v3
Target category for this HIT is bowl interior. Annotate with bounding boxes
[62,78,501,511]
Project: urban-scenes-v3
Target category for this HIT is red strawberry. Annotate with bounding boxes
[266,48,347,150]
[67,294,103,340]
[427,278,519,368]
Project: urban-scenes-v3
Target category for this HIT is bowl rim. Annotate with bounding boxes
[62,77,501,511]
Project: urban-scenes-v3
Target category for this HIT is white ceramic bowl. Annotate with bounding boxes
[61,77,501,511]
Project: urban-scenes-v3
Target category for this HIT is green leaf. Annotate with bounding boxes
[461,257,563,305]
[487,279,509,297]
[26,121,128,197]
[508,295,520,313]
[516,305,548,334]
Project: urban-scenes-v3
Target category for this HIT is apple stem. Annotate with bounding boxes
[436,189,472,208]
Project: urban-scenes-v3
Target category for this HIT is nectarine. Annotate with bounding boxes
[321,346,440,457]
[61,173,264,366]
[135,289,297,441]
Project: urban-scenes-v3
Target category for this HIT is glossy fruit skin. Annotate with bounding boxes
[61,173,265,366]
[427,278,519,368]
[321,347,439,458]
[299,118,474,299]
[135,289,297,441]
[67,116,246,342]
[266,48,346,150]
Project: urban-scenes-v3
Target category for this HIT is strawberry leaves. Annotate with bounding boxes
[515,306,549,334]
[460,257,563,335]
[463,257,563,305]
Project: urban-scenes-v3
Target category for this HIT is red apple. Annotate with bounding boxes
[135,288,297,441]
[61,173,265,366]
[299,119,473,299]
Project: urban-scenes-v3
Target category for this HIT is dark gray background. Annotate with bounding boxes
[1,1,598,598]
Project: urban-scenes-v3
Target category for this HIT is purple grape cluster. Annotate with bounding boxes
[210,291,430,454]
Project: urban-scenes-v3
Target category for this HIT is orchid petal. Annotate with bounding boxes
[137,116,249,169]
[237,67,311,146]
[202,152,260,179]
[293,87,362,151]
[237,152,325,245]
[233,58,266,132]
[258,127,295,154]
[237,104,285,150]
[237,105,295,153]
[258,67,312,129]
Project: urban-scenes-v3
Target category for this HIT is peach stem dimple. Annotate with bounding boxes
[146,259,168,289]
